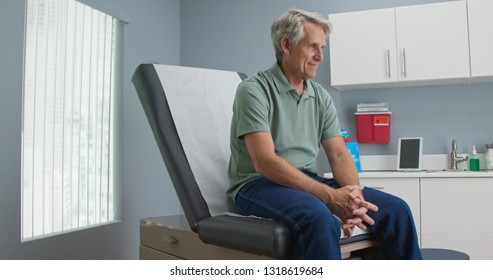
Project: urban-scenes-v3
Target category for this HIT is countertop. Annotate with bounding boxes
[324,170,493,179]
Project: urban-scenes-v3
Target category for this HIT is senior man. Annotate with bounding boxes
[228,8,422,260]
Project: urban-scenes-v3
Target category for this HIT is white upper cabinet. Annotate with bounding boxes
[329,8,398,87]
[394,1,470,82]
[329,1,471,90]
[468,0,493,78]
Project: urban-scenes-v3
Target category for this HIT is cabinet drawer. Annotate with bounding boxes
[140,245,182,260]
[140,220,270,260]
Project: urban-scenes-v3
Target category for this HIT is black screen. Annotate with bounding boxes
[399,139,421,169]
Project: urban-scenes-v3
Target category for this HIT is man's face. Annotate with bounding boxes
[284,21,326,81]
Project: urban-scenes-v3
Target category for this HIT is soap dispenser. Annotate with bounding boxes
[469,145,480,171]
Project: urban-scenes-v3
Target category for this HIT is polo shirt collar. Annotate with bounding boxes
[269,63,315,99]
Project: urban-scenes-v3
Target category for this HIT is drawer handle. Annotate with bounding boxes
[368,186,384,190]
[161,236,178,243]
[402,48,407,78]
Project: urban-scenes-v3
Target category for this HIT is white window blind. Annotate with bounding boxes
[22,0,122,240]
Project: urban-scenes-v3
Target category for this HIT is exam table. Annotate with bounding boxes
[132,63,385,259]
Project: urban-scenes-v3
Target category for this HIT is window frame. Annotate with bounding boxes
[21,0,123,241]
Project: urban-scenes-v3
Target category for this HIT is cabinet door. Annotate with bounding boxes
[395,1,470,81]
[421,178,493,259]
[359,178,421,245]
[329,8,397,88]
[468,0,493,77]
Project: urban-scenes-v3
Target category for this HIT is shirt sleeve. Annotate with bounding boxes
[233,80,271,138]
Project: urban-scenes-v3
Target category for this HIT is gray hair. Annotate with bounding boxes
[271,8,332,63]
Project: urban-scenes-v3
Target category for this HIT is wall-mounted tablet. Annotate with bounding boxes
[397,137,423,171]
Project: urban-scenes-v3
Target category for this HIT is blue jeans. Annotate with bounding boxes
[235,171,423,260]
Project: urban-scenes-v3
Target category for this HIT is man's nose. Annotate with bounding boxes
[315,48,323,61]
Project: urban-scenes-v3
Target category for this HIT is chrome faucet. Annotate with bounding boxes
[451,139,469,169]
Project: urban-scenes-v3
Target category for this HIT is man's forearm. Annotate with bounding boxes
[245,131,333,202]
[331,155,360,187]
[255,154,332,204]
[322,136,360,187]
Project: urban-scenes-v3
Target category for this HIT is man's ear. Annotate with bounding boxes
[281,37,291,56]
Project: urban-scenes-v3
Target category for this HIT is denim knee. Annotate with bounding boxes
[292,205,342,259]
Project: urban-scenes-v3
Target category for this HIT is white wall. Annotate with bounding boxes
[0,0,181,259]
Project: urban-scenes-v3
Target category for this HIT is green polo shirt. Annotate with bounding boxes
[227,63,341,200]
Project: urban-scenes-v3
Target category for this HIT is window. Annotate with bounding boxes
[22,0,122,240]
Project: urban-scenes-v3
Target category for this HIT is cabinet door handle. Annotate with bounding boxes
[402,48,407,78]
[161,235,178,243]
[386,49,391,79]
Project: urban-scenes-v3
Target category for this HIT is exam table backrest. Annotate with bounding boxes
[155,65,243,217]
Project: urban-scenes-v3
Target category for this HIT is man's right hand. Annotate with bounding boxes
[323,185,379,237]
